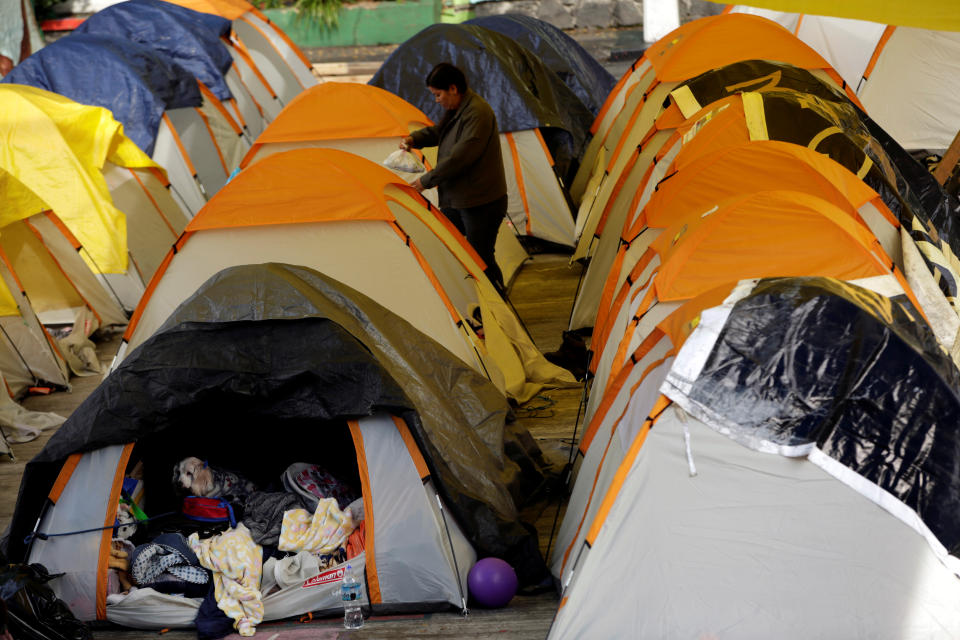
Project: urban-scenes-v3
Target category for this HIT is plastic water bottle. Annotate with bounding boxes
[341,563,363,629]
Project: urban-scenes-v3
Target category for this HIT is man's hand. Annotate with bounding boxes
[399,135,414,151]
[408,177,425,193]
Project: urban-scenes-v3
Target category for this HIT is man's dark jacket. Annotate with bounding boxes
[410,89,507,209]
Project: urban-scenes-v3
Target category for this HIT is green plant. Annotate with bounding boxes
[294,0,343,27]
[249,0,344,27]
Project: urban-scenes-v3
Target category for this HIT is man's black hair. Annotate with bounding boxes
[426,62,468,94]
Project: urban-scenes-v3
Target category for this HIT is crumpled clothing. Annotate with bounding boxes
[278,497,355,556]
[241,491,305,547]
[189,524,263,637]
[346,520,366,560]
[130,533,208,596]
[282,463,358,512]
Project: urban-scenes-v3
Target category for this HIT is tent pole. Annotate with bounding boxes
[80,247,131,315]
[543,378,588,564]
[21,291,68,382]
[0,323,39,384]
[435,492,469,617]
[933,128,960,185]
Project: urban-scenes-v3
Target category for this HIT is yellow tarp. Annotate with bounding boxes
[0,84,162,274]
[712,0,960,32]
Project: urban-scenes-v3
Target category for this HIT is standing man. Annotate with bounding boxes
[402,62,508,292]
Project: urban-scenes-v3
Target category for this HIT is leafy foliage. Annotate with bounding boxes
[250,0,345,27]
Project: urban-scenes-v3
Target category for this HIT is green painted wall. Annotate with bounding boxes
[262,0,444,48]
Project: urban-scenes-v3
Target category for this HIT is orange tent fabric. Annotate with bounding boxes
[591,189,894,372]
[645,13,832,82]
[188,148,404,231]
[643,140,893,229]
[161,0,252,19]
[650,190,890,302]
[241,83,432,167]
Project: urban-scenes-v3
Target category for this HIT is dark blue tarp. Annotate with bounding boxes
[370,22,594,183]
[680,276,960,559]
[75,0,233,102]
[2,33,201,155]
[467,14,616,117]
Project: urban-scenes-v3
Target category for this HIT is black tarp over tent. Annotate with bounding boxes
[369,22,594,184]
[4,264,550,584]
[466,14,616,117]
[673,59,960,258]
[666,276,960,565]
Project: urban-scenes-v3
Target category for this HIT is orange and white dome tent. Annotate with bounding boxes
[552,188,918,588]
[118,148,576,403]
[240,81,530,288]
[727,5,960,151]
[570,12,861,207]
[550,285,960,640]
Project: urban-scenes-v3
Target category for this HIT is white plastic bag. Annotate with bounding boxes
[383,149,425,173]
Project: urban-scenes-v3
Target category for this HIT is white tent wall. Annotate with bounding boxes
[0,255,70,393]
[0,337,37,398]
[27,215,129,326]
[122,222,480,372]
[232,13,316,105]
[240,12,317,91]
[226,46,283,121]
[568,129,676,330]
[570,82,677,267]
[795,16,885,88]
[549,405,960,640]
[501,130,575,248]
[172,109,227,197]
[356,413,472,608]
[587,238,665,407]
[729,6,960,151]
[0,217,128,330]
[102,163,189,282]
[197,93,251,172]
[570,60,654,203]
[153,115,209,217]
[222,68,266,140]
[244,138,530,288]
[551,356,673,581]
[858,27,960,151]
[28,444,129,622]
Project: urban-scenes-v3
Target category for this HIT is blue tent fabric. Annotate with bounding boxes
[2,33,201,155]
[75,0,233,102]
[369,23,594,182]
[467,15,616,117]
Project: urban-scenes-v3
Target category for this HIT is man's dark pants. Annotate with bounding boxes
[442,194,508,292]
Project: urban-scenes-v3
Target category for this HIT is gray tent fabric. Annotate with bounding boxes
[466,14,616,117]
[663,276,960,572]
[369,22,594,183]
[550,404,960,640]
[5,264,549,584]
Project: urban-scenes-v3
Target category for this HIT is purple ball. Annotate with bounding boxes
[468,557,518,608]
